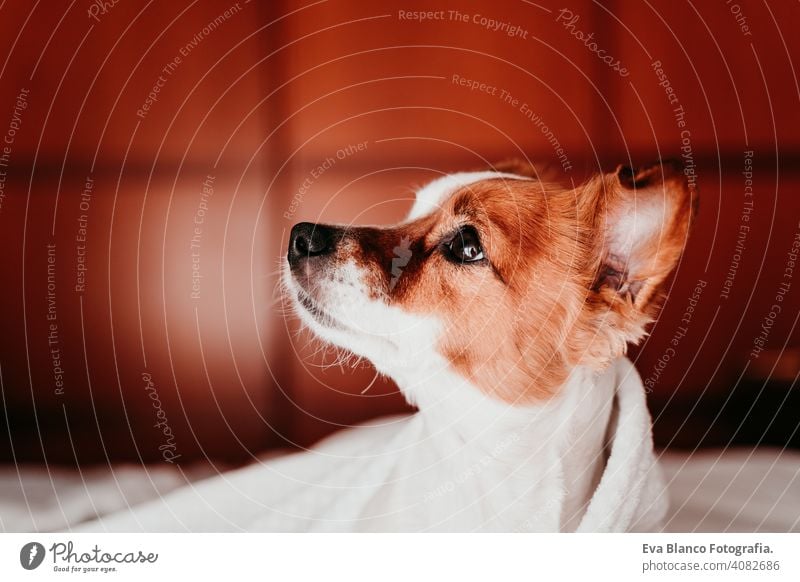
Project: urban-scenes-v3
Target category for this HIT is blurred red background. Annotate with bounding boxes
[0,0,797,465]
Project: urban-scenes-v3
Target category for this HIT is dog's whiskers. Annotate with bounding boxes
[360,370,380,394]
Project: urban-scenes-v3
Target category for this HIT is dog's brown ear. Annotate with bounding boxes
[592,160,696,310]
[573,160,696,365]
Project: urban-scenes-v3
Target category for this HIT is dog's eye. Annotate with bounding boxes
[447,226,484,263]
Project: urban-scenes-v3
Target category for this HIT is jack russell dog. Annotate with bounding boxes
[81,159,695,532]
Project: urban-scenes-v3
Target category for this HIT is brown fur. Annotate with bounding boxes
[301,161,696,404]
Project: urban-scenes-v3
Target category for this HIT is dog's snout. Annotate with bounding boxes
[288,222,337,264]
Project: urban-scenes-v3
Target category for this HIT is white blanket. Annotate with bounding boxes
[66,359,667,532]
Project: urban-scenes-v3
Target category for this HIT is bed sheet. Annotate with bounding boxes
[0,448,797,532]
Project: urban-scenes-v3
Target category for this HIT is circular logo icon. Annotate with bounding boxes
[20,542,45,570]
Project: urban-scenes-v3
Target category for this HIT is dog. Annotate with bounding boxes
[281,159,695,531]
[78,159,695,532]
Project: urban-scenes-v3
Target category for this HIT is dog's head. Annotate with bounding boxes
[284,160,696,405]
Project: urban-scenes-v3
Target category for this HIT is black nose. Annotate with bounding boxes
[288,222,337,264]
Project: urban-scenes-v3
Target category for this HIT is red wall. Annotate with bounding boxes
[0,0,797,464]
